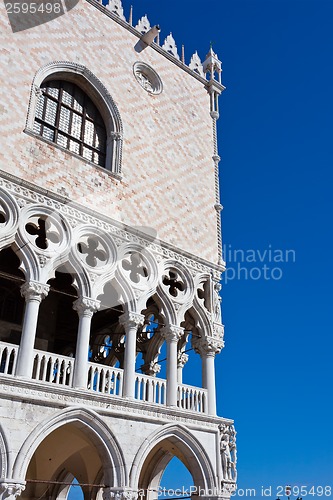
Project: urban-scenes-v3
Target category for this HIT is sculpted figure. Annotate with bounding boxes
[219,424,237,481]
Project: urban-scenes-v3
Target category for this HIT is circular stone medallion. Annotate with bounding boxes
[133,62,163,95]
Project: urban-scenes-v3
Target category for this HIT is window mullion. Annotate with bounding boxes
[54,86,62,145]
[80,92,88,158]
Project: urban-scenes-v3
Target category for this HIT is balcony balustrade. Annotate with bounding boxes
[0,341,208,414]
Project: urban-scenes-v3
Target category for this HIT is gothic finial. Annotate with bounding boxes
[135,14,151,34]
[162,33,180,60]
[189,51,204,77]
[106,0,126,21]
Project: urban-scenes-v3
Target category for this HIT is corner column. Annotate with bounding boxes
[161,325,184,407]
[15,281,49,378]
[194,326,224,416]
[120,312,145,399]
[202,349,218,415]
[72,297,100,389]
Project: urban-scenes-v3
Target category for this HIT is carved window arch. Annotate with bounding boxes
[25,61,123,175]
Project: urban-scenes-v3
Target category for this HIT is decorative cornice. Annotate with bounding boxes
[0,170,224,276]
[84,0,225,90]
[0,377,234,427]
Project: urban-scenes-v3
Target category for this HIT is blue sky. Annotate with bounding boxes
[127,0,333,496]
[70,0,333,498]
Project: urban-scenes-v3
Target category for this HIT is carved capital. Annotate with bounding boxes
[177,351,189,368]
[220,482,237,496]
[160,325,184,343]
[73,297,100,317]
[103,489,137,500]
[119,312,145,330]
[110,131,123,141]
[20,281,49,302]
[193,335,224,356]
[0,482,26,500]
[141,361,161,376]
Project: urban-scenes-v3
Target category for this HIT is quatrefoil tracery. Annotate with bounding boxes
[162,270,185,298]
[25,216,61,250]
[77,236,108,268]
[122,252,149,283]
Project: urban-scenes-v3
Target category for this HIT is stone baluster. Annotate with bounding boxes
[15,281,49,378]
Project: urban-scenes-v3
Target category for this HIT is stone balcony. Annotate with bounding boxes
[0,341,209,417]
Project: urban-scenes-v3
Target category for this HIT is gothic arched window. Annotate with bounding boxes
[33,80,107,168]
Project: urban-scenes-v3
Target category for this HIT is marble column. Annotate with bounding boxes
[120,312,144,399]
[161,325,184,407]
[72,297,100,389]
[193,327,224,416]
[15,281,49,378]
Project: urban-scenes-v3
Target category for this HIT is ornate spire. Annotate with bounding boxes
[135,15,151,34]
[106,0,126,21]
[162,33,180,60]
[203,47,222,83]
[189,51,204,77]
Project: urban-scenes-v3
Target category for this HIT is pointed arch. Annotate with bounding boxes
[25,61,123,174]
[130,423,216,494]
[12,407,127,487]
[0,424,9,480]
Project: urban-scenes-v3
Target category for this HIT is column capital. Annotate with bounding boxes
[20,281,49,302]
[193,335,224,356]
[177,351,189,368]
[0,482,26,500]
[141,361,161,376]
[103,488,137,500]
[161,325,184,342]
[73,297,100,317]
[119,312,145,329]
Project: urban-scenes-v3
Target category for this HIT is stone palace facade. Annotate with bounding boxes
[0,1,237,499]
